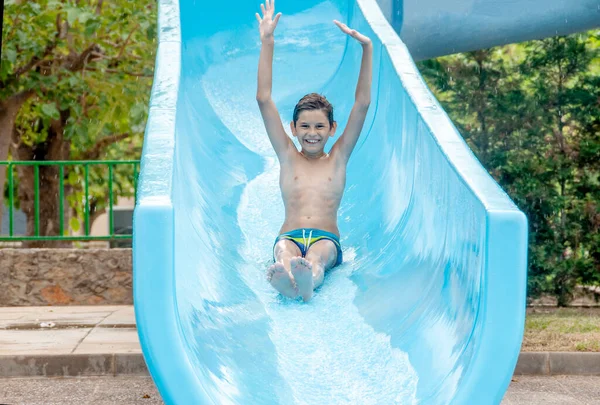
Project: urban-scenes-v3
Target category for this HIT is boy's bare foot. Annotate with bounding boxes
[267,263,298,298]
[290,257,314,302]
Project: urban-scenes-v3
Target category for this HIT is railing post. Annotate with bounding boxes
[84,163,89,236]
[133,162,139,204]
[109,164,114,236]
[59,164,64,236]
[8,163,14,237]
[34,165,40,236]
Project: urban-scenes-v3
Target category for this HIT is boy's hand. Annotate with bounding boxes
[256,0,282,42]
[333,20,372,46]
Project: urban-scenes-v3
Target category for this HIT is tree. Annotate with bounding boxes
[1,0,156,244]
[519,32,600,304]
[418,30,600,304]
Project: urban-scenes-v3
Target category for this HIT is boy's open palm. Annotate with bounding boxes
[256,0,282,40]
[333,20,371,45]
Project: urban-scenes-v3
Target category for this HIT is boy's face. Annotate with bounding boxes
[290,109,337,155]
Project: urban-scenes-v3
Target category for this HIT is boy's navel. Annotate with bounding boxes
[294,176,298,180]
[328,177,332,181]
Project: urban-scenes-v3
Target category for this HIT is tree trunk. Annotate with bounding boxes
[0,91,35,233]
[0,116,10,233]
[12,108,72,247]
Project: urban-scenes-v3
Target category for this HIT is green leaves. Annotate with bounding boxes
[2,0,156,238]
[129,102,147,124]
[65,7,81,25]
[419,30,600,304]
[40,103,60,120]
[84,19,103,37]
[4,49,17,64]
[70,217,81,233]
[3,0,157,146]
[64,6,96,26]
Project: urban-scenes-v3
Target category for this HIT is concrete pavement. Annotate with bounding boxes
[504,376,600,404]
[0,376,599,404]
[0,305,599,379]
[0,306,138,356]
[0,306,144,378]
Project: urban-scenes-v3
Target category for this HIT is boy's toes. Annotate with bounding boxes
[300,257,312,270]
[267,263,298,298]
[290,257,311,270]
[290,257,314,302]
[267,262,284,282]
[266,264,275,279]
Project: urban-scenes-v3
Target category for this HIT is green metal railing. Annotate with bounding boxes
[0,160,139,242]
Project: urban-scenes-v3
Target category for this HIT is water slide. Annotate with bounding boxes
[133,0,528,403]
[379,0,600,60]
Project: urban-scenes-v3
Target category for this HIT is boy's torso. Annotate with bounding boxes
[279,151,346,236]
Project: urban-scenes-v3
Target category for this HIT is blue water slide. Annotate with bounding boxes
[133,0,528,404]
[380,0,600,60]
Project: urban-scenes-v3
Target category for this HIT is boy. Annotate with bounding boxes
[255,0,372,302]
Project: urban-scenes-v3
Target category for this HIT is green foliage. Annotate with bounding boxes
[418,30,600,305]
[1,0,156,234]
[2,0,155,146]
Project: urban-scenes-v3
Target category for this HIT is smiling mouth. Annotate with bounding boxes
[305,139,320,144]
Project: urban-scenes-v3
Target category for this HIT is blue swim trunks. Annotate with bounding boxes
[273,228,343,267]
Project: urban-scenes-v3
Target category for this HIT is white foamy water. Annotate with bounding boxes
[235,156,418,404]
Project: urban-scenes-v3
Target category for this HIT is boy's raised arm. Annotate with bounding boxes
[331,21,373,163]
[256,1,292,161]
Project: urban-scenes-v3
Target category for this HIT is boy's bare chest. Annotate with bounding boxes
[279,158,346,195]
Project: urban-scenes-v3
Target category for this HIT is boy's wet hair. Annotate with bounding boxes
[293,93,334,127]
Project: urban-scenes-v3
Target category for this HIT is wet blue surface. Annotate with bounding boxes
[133,0,528,404]
[386,0,600,60]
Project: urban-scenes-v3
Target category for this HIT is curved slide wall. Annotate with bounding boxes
[133,0,528,404]
[382,0,600,60]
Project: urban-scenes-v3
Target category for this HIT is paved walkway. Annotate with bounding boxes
[0,306,139,356]
[1,306,600,404]
[0,376,598,404]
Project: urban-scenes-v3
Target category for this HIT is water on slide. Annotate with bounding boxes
[133,0,528,404]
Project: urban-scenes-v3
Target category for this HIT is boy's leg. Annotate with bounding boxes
[292,239,338,302]
[267,239,302,298]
